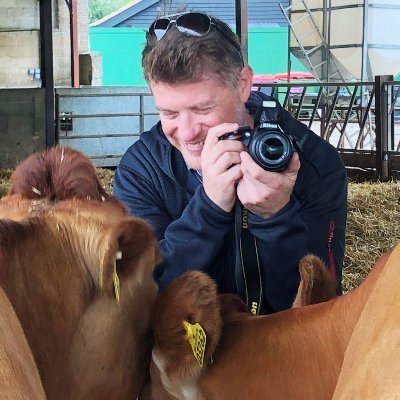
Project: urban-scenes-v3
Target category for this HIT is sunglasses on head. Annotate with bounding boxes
[149,12,244,65]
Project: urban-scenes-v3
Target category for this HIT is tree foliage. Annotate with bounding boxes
[89,0,132,23]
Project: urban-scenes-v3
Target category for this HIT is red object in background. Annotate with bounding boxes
[274,71,315,80]
[274,72,316,95]
[251,74,275,93]
[252,74,275,84]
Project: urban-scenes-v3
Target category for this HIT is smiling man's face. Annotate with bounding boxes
[150,72,252,170]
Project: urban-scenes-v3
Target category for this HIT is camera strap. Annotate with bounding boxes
[234,200,264,315]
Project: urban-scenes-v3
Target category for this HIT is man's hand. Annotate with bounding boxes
[201,123,244,212]
[236,151,300,218]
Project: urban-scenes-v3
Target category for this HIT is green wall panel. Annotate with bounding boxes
[90,27,148,86]
[248,27,306,75]
[89,27,308,86]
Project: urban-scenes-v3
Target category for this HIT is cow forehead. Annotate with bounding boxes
[0,196,50,220]
[0,195,127,222]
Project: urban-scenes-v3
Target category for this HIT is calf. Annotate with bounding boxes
[0,198,160,400]
[333,243,400,399]
[0,287,46,400]
[1,145,127,221]
[8,146,110,202]
[0,146,161,399]
[141,250,390,400]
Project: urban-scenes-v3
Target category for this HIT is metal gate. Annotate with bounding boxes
[55,87,158,167]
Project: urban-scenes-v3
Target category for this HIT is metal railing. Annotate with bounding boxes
[55,87,159,167]
[253,75,400,180]
[55,76,400,178]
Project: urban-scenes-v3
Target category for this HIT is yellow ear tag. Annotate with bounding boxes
[182,320,206,368]
[112,262,120,303]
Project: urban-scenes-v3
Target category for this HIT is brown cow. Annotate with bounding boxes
[140,250,391,400]
[8,146,110,202]
[0,287,46,400]
[1,145,127,222]
[333,243,400,399]
[0,146,161,399]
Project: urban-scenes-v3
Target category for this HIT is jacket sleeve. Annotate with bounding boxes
[113,164,235,292]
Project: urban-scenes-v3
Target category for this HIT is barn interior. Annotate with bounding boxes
[0,0,399,290]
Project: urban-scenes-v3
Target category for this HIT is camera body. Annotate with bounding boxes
[221,100,294,172]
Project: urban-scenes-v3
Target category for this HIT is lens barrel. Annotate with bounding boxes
[248,128,293,171]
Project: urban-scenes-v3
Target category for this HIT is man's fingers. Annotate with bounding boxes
[204,123,239,148]
[240,151,300,187]
[285,152,300,175]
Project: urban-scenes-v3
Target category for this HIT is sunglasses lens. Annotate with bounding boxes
[176,13,211,37]
[151,18,170,40]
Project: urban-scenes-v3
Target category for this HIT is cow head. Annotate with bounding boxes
[144,271,221,400]
[8,146,110,202]
[141,254,338,400]
[0,205,161,400]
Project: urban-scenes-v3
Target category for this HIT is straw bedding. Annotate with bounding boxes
[1,168,399,292]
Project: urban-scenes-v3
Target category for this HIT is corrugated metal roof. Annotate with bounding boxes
[92,0,289,28]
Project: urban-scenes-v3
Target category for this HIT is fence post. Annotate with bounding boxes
[374,75,392,181]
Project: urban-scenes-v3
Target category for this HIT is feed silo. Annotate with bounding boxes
[281,0,400,82]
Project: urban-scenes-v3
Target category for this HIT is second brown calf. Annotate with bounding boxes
[141,253,365,400]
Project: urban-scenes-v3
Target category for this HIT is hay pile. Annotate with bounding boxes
[0,169,11,198]
[1,167,399,292]
[343,180,400,292]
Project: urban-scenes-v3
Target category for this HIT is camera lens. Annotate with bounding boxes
[249,129,293,171]
[261,137,284,161]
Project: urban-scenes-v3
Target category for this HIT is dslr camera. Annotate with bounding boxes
[220,100,294,172]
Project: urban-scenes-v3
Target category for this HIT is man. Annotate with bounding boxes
[114,11,347,313]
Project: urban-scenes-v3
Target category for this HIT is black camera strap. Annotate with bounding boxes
[234,200,264,315]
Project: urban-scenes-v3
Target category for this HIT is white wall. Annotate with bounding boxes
[0,0,90,88]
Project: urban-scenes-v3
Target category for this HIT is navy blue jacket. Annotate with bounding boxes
[114,92,347,312]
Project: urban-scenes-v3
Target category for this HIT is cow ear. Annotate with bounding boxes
[151,272,222,367]
[292,256,314,308]
[292,254,337,308]
[100,217,160,300]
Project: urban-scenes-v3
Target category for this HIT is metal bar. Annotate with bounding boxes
[322,86,340,139]
[305,43,324,56]
[337,86,358,146]
[270,81,372,88]
[375,75,391,180]
[387,82,395,152]
[294,87,307,119]
[283,87,291,109]
[57,92,153,98]
[39,0,56,148]
[361,0,368,82]
[71,0,80,87]
[289,4,362,13]
[388,84,400,114]
[235,0,248,64]
[58,134,139,139]
[355,87,375,149]
[56,113,154,119]
[309,86,324,127]
[0,28,40,32]
[55,90,60,143]
[322,0,328,82]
